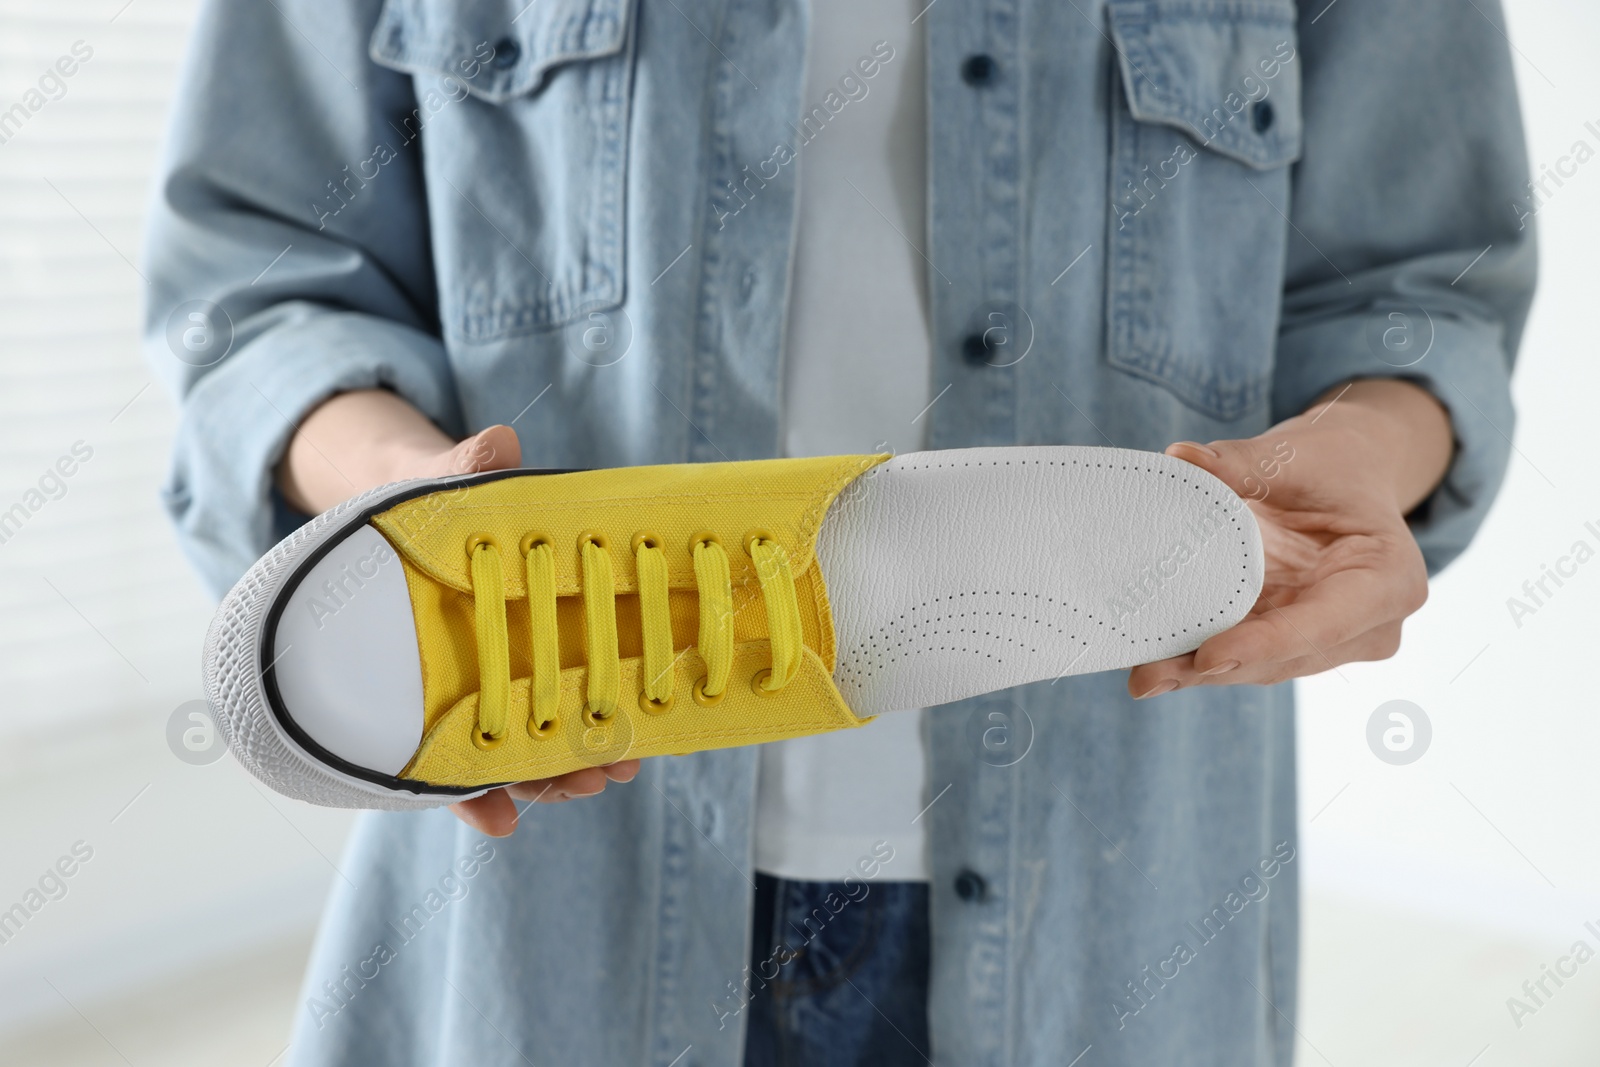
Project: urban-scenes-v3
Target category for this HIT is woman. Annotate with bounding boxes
[144,0,1533,1062]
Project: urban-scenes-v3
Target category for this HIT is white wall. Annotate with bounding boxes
[1297,0,1600,941]
[0,0,356,1035]
[1295,1,1600,1059]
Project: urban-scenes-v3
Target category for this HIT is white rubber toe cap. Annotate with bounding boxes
[271,524,424,777]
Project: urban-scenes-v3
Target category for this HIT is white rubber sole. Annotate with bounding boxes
[203,475,490,810]
[205,447,1263,809]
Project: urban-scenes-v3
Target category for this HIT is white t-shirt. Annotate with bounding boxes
[754,0,932,883]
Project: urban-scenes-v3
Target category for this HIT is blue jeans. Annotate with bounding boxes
[742,874,931,1067]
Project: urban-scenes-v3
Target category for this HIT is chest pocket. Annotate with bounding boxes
[1104,1,1302,421]
[370,0,636,343]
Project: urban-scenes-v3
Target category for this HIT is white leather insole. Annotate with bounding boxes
[814,446,1264,715]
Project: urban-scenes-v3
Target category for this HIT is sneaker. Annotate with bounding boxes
[204,446,1262,808]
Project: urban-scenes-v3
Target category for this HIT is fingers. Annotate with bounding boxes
[601,759,642,783]
[1126,584,1403,693]
[504,766,609,803]
[449,760,641,836]
[1166,439,1254,499]
[501,760,641,802]
[450,789,518,837]
[1203,561,1423,669]
[1202,623,1401,687]
[1167,436,1308,508]
[1127,620,1406,696]
[449,424,522,475]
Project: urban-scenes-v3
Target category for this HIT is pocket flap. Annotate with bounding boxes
[370,0,632,103]
[1108,1,1301,170]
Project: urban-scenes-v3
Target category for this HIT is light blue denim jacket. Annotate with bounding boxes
[144,0,1533,1063]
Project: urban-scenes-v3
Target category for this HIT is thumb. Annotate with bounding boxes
[1164,437,1271,501]
[448,424,523,476]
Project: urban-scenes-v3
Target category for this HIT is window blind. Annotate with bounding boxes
[0,0,212,752]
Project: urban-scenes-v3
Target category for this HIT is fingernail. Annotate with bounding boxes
[1199,660,1240,677]
[1135,679,1179,700]
[1173,441,1219,458]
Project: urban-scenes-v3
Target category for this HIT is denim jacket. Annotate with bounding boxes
[144,0,1533,1063]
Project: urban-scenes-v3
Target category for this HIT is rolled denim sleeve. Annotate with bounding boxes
[142,0,461,596]
[1271,0,1537,574]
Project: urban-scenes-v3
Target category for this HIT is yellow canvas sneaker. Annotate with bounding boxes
[204,446,1262,809]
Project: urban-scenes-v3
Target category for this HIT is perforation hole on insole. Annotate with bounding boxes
[839,590,1086,682]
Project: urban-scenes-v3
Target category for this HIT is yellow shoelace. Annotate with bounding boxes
[465,530,803,748]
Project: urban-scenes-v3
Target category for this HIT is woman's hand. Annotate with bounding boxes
[276,389,640,837]
[1127,378,1455,697]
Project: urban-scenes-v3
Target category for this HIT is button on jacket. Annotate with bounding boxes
[143,1,1534,1063]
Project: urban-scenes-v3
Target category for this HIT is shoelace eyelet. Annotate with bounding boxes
[692,676,724,707]
[639,691,674,716]
[465,519,801,748]
[741,528,777,557]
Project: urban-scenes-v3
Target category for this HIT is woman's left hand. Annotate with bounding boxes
[1128,378,1456,697]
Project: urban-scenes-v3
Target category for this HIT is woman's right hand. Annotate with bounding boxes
[275,389,641,838]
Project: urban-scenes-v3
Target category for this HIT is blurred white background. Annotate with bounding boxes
[0,0,1594,1064]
